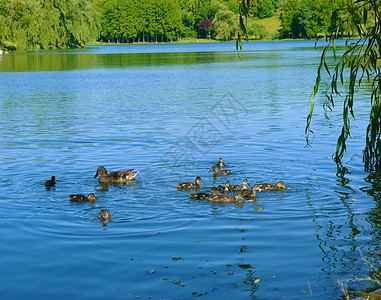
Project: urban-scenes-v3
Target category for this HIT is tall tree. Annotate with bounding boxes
[279,0,301,38]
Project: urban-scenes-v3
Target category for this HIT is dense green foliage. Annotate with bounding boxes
[0,0,99,50]
[0,0,359,49]
[93,0,356,43]
[279,0,352,38]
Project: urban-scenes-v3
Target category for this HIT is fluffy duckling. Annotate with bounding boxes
[253,181,287,191]
[231,179,251,191]
[209,166,231,176]
[216,158,226,168]
[45,176,56,187]
[98,209,112,220]
[189,187,219,200]
[69,193,98,202]
[208,192,245,203]
[94,166,139,183]
[241,185,260,198]
[177,176,204,190]
[216,181,231,194]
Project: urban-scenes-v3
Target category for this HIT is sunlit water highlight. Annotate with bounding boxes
[0,41,379,299]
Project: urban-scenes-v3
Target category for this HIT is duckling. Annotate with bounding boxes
[45,176,56,187]
[231,179,251,191]
[189,187,219,200]
[208,192,245,203]
[216,181,231,194]
[216,158,226,168]
[177,176,204,190]
[94,166,139,183]
[241,185,260,198]
[69,193,98,202]
[209,166,231,176]
[98,209,112,220]
[253,181,287,191]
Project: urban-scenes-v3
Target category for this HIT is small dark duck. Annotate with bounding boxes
[94,166,139,183]
[231,179,251,191]
[45,176,56,187]
[216,181,231,194]
[69,193,98,202]
[209,166,231,176]
[177,176,204,190]
[208,192,245,203]
[253,181,288,191]
[216,158,226,168]
[98,209,112,220]
[189,187,219,200]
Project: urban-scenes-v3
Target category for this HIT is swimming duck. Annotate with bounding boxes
[231,179,251,191]
[177,176,204,190]
[253,181,287,191]
[216,158,226,168]
[209,166,231,176]
[45,176,56,187]
[208,192,245,203]
[216,181,231,194]
[189,187,219,200]
[241,185,260,198]
[98,209,112,220]
[94,166,139,183]
[69,193,98,202]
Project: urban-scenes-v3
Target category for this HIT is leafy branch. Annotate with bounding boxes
[306,0,381,172]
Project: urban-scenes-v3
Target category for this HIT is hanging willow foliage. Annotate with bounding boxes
[0,0,99,50]
[305,0,381,172]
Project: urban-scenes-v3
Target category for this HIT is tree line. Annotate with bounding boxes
[0,0,362,50]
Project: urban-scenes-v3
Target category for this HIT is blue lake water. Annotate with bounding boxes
[0,40,379,299]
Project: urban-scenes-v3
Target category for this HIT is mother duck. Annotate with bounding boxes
[94,166,139,183]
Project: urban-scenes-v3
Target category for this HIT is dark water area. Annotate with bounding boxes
[0,40,379,299]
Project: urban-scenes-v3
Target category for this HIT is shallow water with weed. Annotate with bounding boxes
[0,41,379,299]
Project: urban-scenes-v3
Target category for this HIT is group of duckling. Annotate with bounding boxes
[177,158,288,203]
[44,166,139,222]
[44,158,288,222]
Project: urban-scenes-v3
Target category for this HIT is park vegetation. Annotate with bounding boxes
[0,0,99,51]
[0,0,362,50]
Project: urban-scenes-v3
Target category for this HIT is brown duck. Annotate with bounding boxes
[98,209,112,220]
[94,166,139,183]
[69,193,98,202]
[209,166,231,176]
[189,187,219,200]
[253,181,287,191]
[177,176,204,190]
[231,179,251,191]
[208,192,245,203]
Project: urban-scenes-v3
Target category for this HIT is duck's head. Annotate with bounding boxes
[243,179,251,187]
[276,181,287,189]
[88,193,98,201]
[195,177,204,184]
[50,176,56,182]
[208,166,217,173]
[211,187,219,195]
[94,166,107,178]
[225,181,231,187]
[235,193,245,201]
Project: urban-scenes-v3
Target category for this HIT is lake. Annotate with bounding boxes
[0,40,379,299]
